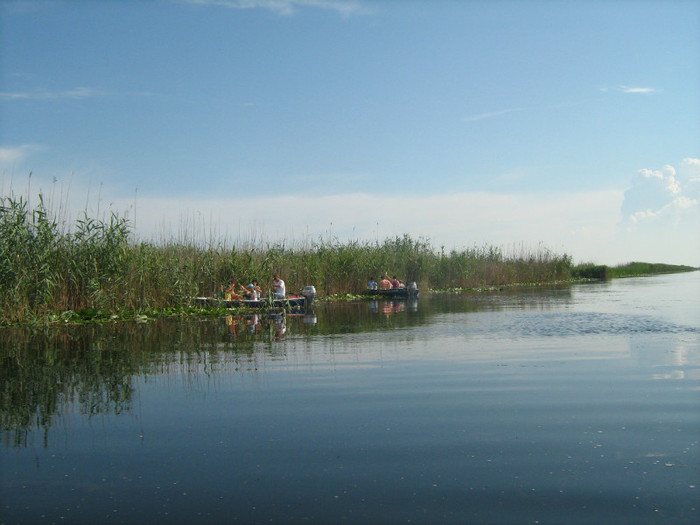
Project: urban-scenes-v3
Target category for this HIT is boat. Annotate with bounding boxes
[194,285,316,310]
[362,282,419,299]
[194,296,308,309]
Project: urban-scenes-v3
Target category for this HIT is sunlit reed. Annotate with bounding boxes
[3,193,691,325]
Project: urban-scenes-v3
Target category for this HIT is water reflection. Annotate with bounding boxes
[0,312,308,447]
[369,298,419,315]
[1,276,698,450]
[2,274,699,524]
[224,311,295,338]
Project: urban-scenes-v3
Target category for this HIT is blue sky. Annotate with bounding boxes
[1,0,699,265]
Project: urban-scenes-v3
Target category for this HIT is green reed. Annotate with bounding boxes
[570,261,696,280]
[1,195,578,324]
[608,261,697,278]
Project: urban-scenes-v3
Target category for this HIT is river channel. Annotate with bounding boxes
[1,272,699,524]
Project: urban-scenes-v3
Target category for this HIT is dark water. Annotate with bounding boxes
[1,272,699,524]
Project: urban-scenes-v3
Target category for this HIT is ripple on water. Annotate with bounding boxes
[433,310,699,339]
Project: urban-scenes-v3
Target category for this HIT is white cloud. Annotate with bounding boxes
[678,158,700,189]
[177,0,370,16]
[618,86,659,94]
[622,160,699,225]
[0,144,40,168]
[0,87,155,103]
[0,87,102,101]
[617,159,700,264]
[462,108,524,122]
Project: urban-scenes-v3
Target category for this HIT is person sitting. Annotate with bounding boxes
[242,280,262,300]
[379,275,392,290]
[225,279,243,300]
[368,277,378,290]
[391,276,401,289]
[242,284,256,299]
[272,274,286,299]
[251,279,262,300]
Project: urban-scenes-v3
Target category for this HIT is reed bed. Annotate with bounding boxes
[608,262,697,278]
[1,195,578,325]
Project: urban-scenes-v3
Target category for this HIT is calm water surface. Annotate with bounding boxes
[1,272,699,524]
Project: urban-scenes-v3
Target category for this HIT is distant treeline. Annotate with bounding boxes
[0,195,695,325]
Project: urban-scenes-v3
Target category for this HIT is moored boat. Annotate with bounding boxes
[194,285,316,310]
[194,296,308,309]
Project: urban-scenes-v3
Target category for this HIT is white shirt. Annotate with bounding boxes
[273,278,285,297]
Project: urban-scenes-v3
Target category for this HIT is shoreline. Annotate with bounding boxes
[2,269,696,328]
[1,195,696,327]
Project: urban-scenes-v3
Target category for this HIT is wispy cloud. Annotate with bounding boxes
[0,87,101,101]
[0,87,154,101]
[462,108,524,122]
[177,0,370,16]
[617,85,659,94]
[0,144,40,165]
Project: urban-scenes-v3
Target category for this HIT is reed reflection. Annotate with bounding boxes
[4,279,695,450]
[0,312,314,447]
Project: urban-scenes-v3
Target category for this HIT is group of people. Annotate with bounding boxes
[221,274,286,301]
[368,274,406,290]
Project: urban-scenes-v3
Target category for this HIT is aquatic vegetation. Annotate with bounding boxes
[609,261,697,277]
[571,263,611,280]
[571,261,696,280]
[1,194,692,325]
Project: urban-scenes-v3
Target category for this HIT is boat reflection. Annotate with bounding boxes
[369,299,418,315]
[224,309,316,340]
[223,311,295,339]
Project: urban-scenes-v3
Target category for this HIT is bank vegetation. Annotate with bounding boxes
[1,195,695,325]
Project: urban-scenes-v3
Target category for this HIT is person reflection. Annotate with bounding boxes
[225,315,239,336]
[270,314,286,340]
[245,314,260,334]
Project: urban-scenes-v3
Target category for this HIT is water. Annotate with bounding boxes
[1,272,699,524]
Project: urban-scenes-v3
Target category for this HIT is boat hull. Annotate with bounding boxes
[362,288,418,299]
[194,296,307,309]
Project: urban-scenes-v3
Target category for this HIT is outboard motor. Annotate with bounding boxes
[301,285,317,307]
[407,282,419,297]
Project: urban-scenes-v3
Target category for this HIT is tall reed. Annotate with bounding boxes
[1,195,576,324]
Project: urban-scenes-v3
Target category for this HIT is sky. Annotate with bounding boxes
[1,0,699,265]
